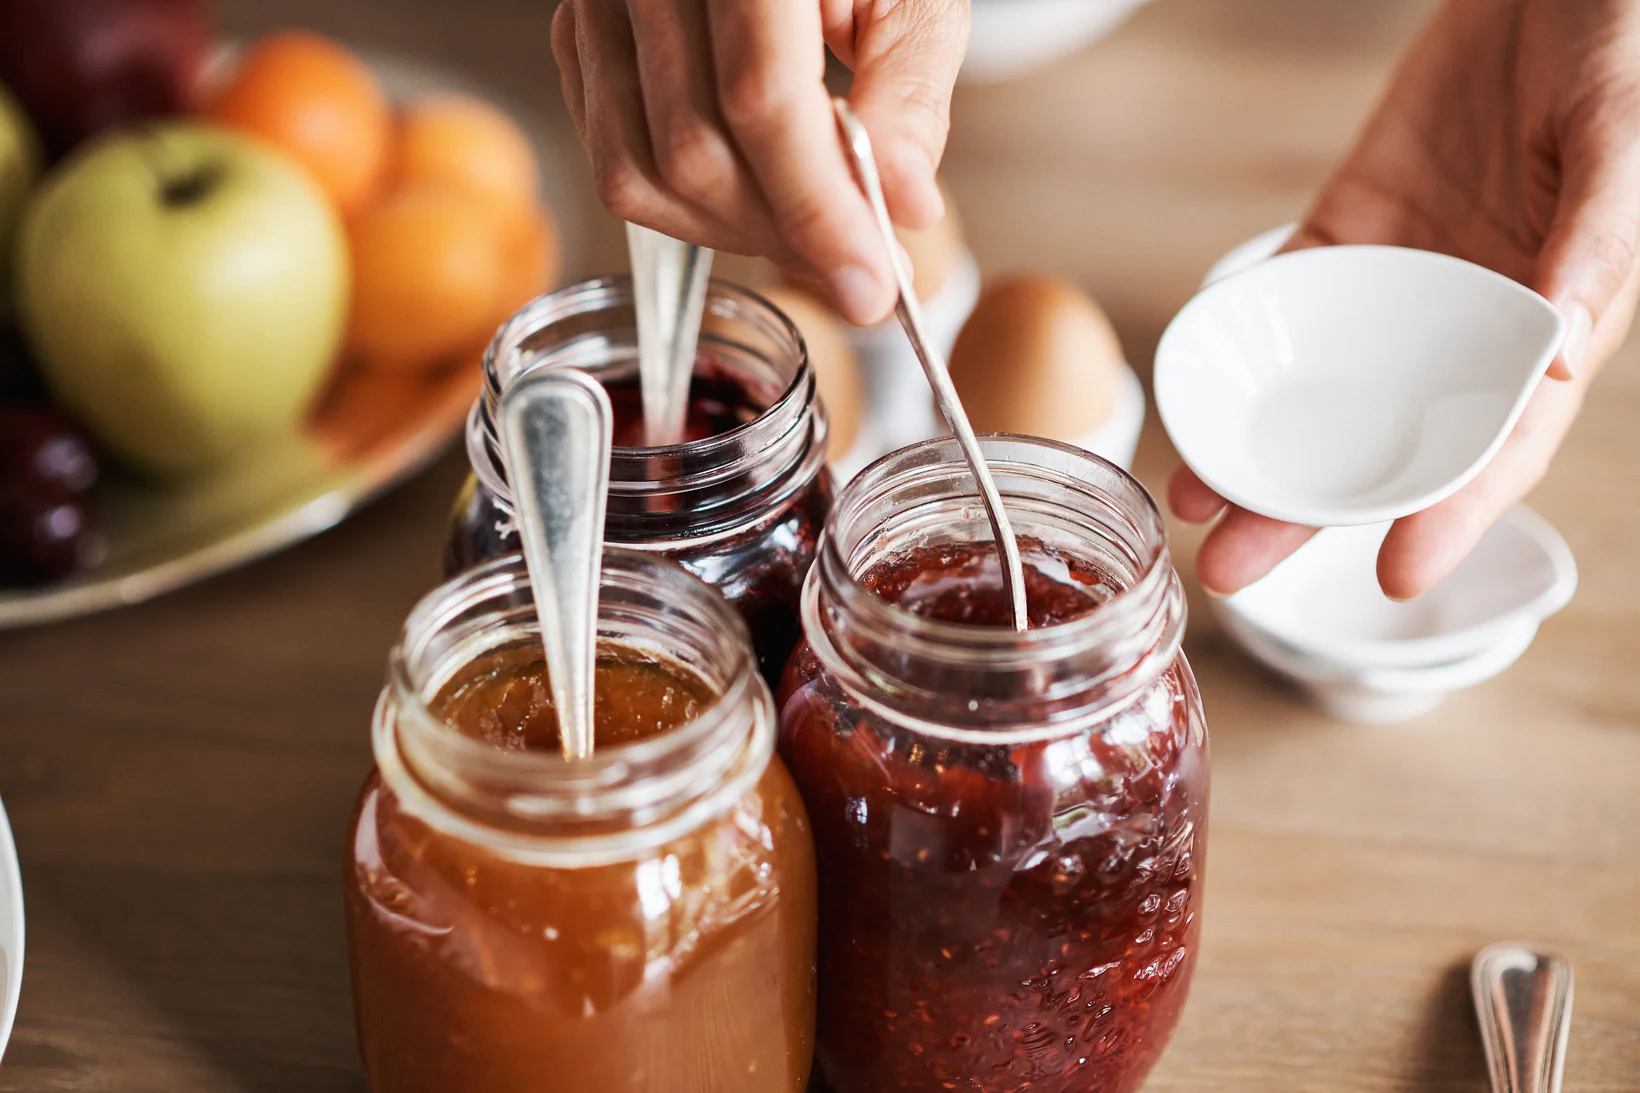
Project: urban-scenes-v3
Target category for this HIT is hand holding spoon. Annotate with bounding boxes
[832,98,1029,631]
[499,368,613,760]
[627,223,714,447]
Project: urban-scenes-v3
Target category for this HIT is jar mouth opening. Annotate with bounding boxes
[823,434,1173,651]
[470,276,826,541]
[379,551,773,862]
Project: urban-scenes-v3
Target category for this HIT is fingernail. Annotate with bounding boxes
[829,264,888,325]
[1558,303,1591,380]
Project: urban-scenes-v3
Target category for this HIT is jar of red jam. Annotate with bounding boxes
[445,277,833,687]
[778,437,1209,1093]
[346,550,818,1092]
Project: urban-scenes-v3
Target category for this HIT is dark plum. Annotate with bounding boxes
[0,405,99,495]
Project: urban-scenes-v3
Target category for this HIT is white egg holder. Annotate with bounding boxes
[828,246,1146,484]
[1212,505,1577,723]
[962,0,1155,84]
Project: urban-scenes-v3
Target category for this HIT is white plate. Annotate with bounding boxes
[0,799,21,1063]
[0,49,585,629]
[1156,245,1565,527]
[1224,505,1576,669]
[962,0,1154,84]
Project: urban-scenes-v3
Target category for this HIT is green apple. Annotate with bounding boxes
[15,122,348,477]
[0,80,42,321]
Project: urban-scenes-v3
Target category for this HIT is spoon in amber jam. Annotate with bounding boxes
[832,98,1029,631]
[498,368,612,760]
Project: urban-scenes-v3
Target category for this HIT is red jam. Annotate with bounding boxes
[779,544,1207,1093]
[444,363,832,688]
[603,371,764,446]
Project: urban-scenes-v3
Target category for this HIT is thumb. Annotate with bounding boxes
[1535,104,1640,381]
[844,0,970,230]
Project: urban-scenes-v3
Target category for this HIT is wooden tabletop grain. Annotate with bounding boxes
[3,1,1638,1090]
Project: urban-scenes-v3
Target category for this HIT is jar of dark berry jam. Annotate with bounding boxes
[445,277,833,686]
[777,436,1208,1093]
[346,550,818,1093]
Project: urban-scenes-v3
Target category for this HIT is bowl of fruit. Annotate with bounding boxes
[0,1,575,626]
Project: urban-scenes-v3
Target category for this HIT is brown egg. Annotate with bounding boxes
[759,286,865,460]
[946,275,1125,439]
[781,179,965,307]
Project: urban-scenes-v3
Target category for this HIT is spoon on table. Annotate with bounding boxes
[1472,942,1574,1093]
[627,223,714,447]
[498,367,613,760]
[831,98,1029,632]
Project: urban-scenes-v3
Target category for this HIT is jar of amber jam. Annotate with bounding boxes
[346,551,818,1093]
[445,277,833,686]
[778,437,1209,1093]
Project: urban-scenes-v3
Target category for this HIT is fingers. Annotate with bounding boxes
[1534,94,1640,380]
[1377,373,1586,599]
[1167,465,1230,524]
[568,1,725,246]
[552,3,587,145]
[706,0,896,324]
[625,0,781,256]
[1195,510,1320,596]
[845,0,969,229]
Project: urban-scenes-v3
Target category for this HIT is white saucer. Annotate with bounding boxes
[0,799,22,1063]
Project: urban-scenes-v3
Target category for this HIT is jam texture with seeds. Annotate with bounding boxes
[779,546,1208,1093]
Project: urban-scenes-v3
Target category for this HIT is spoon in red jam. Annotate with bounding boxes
[627,223,714,447]
[498,367,613,760]
[833,98,1029,630]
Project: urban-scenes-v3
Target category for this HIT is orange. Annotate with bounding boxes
[347,187,508,372]
[395,94,540,219]
[207,30,391,215]
[485,205,559,333]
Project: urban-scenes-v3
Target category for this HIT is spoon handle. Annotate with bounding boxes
[498,368,613,761]
[831,98,1029,632]
[1472,943,1574,1093]
[627,222,714,447]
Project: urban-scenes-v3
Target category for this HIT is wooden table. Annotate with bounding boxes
[4,0,1638,1089]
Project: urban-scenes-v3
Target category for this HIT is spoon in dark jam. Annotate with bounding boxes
[627,223,714,447]
[498,367,613,760]
[832,98,1029,631]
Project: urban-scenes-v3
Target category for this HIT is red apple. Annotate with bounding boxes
[0,0,214,160]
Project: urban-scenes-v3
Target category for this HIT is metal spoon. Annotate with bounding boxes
[498,368,613,761]
[1472,942,1574,1093]
[627,223,714,447]
[832,98,1029,631]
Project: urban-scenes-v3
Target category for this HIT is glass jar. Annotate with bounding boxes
[777,437,1209,1093]
[444,277,834,687]
[346,551,817,1093]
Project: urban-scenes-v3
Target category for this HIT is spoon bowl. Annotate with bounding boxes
[1156,245,1565,526]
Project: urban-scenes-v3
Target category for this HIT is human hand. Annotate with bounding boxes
[551,0,970,326]
[1171,0,1640,600]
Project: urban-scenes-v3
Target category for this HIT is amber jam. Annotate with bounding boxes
[777,437,1208,1093]
[346,552,818,1093]
[444,278,833,688]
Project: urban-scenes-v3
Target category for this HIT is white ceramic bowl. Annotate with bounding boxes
[0,799,21,1064]
[1225,505,1576,669]
[1156,245,1565,527]
[963,0,1154,84]
[1216,603,1542,723]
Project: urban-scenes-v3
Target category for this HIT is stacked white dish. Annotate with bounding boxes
[1211,507,1577,722]
[1160,227,1577,721]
